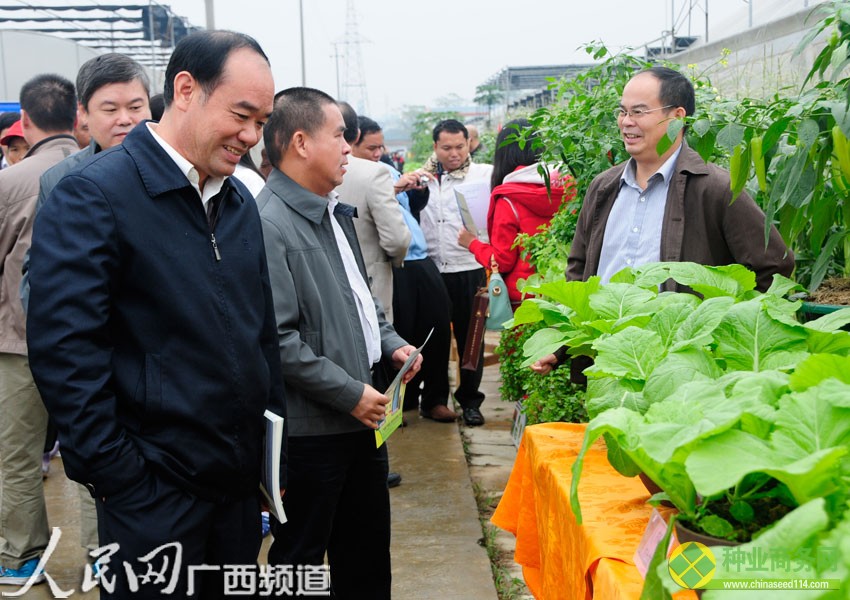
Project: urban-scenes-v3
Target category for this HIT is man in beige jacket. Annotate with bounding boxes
[335,102,410,323]
[0,73,78,586]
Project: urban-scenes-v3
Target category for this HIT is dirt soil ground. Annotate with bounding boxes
[808,277,850,306]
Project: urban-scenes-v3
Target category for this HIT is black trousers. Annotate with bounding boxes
[268,430,391,599]
[392,258,452,412]
[95,470,261,599]
[442,268,486,409]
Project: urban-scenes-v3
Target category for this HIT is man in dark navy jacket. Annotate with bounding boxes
[26,30,283,599]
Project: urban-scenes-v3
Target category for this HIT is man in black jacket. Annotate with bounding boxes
[27,31,283,599]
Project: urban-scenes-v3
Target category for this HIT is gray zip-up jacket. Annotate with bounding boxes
[257,169,407,437]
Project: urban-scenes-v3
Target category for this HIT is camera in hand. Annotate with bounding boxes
[418,175,430,187]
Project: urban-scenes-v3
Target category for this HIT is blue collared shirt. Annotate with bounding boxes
[383,163,428,261]
[597,146,682,283]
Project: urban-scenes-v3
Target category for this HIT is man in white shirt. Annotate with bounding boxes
[413,119,493,426]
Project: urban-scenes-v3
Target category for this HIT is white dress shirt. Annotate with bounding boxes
[327,194,382,366]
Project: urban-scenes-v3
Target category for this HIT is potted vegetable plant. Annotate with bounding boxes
[511,262,850,594]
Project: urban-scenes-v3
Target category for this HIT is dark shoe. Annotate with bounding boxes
[420,404,459,422]
[462,407,485,427]
[387,472,402,488]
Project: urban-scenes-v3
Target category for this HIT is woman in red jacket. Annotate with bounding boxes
[458,119,575,307]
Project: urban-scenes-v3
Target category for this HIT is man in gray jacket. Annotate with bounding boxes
[0,74,78,586]
[258,87,421,599]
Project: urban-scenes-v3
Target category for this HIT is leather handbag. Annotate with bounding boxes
[461,287,489,371]
[486,256,513,331]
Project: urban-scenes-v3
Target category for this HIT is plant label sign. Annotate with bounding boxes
[634,509,677,578]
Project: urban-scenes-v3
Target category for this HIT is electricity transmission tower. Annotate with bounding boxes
[339,0,369,114]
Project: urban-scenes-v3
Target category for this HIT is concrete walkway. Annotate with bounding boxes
[22,331,521,599]
[387,414,496,599]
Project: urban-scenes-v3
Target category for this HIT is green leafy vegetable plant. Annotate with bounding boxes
[510,262,850,549]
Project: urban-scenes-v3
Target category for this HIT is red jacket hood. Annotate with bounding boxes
[487,163,575,237]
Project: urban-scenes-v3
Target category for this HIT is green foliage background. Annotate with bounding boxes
[407,110,461,167]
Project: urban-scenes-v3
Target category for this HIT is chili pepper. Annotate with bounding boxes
[832,125,850,181]
[729,144,746,196]
[751,136,767,192]
[832,161,848,193]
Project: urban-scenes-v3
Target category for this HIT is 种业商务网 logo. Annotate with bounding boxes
[668,541,716,589]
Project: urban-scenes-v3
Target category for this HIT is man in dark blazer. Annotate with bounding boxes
[26,31,283,599]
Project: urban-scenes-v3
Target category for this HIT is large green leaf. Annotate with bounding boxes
[608,266,636,283]
[642,348,722,403]
[727,371,786,437]
[727,369,790,408]
[717,122,746,151]
[790,354,850,391]
[685,429,846,503]
[765,274,806,297]
[588,283,658,320]
[611,312,658,332]
[770,449,848,505]
[572,407,696,523]
[604,431,642,477]
[802,307,850,332]
[639,385,743,464]
[533,277,601,321]
[804,329,850,354]
[664,263,756,298]
[773,380,850,457]
[762,294,805,328]
[685,433,772,497]
[646,295,701,348]
[798,117,821,149]
[510,298,546,325]
[630,262,676,287]
[670,296,736,351]
[585,377,647,418]
[586,327,665,380]
[520,327,570,368]
[687,381,850,503]
[570,407,642,523]
[714,298,809,371]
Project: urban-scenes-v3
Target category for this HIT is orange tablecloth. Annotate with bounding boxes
[491,422,696,600]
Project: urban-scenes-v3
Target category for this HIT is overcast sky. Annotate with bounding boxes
[162,0,819,119]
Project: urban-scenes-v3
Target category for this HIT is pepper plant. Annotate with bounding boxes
[513,43,653,273]
[678,0,850,291]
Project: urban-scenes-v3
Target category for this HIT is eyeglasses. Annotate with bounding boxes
[616,105,675,119]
